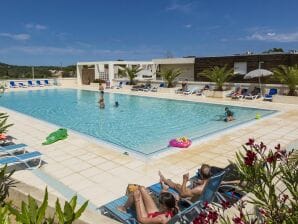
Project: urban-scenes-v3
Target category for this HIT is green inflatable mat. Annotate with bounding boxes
[42,128,68,145]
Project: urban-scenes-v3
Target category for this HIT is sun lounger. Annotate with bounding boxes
[184,87,198,95]
[0,151,42,169]
[44,80,52,86]
[0,143,27,155]
[245,87,260,100]
[18,82,27,88]
[263,88,277,101]
[27,80,36,87]
[9,81,18,88]
[36,80,44,87]
[100,171,226,224]
[232,88,248,99]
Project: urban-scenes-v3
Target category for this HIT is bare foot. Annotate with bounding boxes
[158,171,166,182]
[161,181,169,191]
[117,205,127,213]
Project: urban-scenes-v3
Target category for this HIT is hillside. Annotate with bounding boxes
[0,62,76,79]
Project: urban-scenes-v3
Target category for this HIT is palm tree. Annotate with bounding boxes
[0,112,13,134]
[159,69,182,88]
[123,66,142,85]
[199,65,233,91]
[273,65,298,96]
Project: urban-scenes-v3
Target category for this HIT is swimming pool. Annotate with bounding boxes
[0,89,275,155]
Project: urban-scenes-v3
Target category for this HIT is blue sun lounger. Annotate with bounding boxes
[44,80,52,86]
[263,88,277,101]
[28,80,36,87]
[100,171,226,224]
[0,143,27,155]
[9,81,18,88]
[0,151,42,169]
[36,80,44,87]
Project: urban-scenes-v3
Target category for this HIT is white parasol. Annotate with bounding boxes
[244,69,273,96]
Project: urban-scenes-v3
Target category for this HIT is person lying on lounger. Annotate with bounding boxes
[159,164,241,202]
[117,186,178,224]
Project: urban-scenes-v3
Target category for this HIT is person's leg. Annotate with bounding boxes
[139,186,159,213]
[134,190,148,220]
[117,193,134,213]
[159,171,183,193]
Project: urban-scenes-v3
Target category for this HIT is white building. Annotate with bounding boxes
[76,61,155,85]
[76,57,195,85]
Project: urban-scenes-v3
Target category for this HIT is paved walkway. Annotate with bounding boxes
[1,85,298,221]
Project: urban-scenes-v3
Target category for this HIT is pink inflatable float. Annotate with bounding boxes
[169,137,192,148]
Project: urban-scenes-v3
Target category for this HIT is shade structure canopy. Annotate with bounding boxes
[244,69,273,79]
[244,69,273,96]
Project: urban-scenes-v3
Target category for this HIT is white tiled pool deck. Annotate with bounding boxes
[1,85,298,221]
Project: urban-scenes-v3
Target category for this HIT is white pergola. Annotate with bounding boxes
[76,60,155,85]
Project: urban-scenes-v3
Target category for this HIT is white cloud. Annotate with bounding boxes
[25,23,47,30]
[184,24,192,28]
[246,31,298,42]
[0,33,30,41]
[165,1,194,13]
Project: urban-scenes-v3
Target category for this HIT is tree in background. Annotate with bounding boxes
[273,65,298,96]
[159,69,181,88]
[263,48,284,53]
[123,66,142,85]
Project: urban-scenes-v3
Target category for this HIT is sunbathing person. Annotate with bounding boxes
[159,164,241,202]
[117,186,178,224]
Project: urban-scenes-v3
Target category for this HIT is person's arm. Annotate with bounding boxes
[221,180,241,185]
[180,173,193,198]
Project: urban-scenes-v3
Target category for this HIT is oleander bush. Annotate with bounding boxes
[194,139,297,224]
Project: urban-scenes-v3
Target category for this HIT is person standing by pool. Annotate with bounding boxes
[181,79,188,92]
[99,82,104,97]
[225,107,234,122]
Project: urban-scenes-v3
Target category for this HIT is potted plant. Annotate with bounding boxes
[159,69,181,88]
[199,65,233,97]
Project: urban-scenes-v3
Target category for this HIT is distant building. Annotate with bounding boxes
[76,52,298,85]
[195,52,298,81]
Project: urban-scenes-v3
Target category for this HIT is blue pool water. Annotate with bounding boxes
[0,89,275,155]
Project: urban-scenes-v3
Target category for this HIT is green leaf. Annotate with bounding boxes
[69,195,77,210]
[74,200,88,219]
[36,188,48,224]
[55,199,64,223]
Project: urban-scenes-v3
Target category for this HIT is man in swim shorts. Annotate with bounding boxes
[225,107,234,122]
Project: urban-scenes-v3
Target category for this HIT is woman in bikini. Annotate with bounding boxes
[117,186,178,224]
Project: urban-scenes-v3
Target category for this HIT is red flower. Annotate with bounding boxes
[244,150,256,166]
[207,211,218,222]
[260,142,267,151]
[266,155,276,163]
[232,217,245,224]
[274,144,281,150]
[259,208,267,217]
[282,194,289,203]
[221,201,230,210]
[245,138,255,146]
[203,201,209,209]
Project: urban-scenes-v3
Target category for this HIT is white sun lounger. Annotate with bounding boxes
[0,151,42,169]
[0,143,27,155]
[184,87,198,95]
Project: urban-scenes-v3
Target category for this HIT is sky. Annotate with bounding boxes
[0,0,298,66]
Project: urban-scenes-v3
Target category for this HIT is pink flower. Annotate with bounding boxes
[260,142,267,151]
[274,143,281,150]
